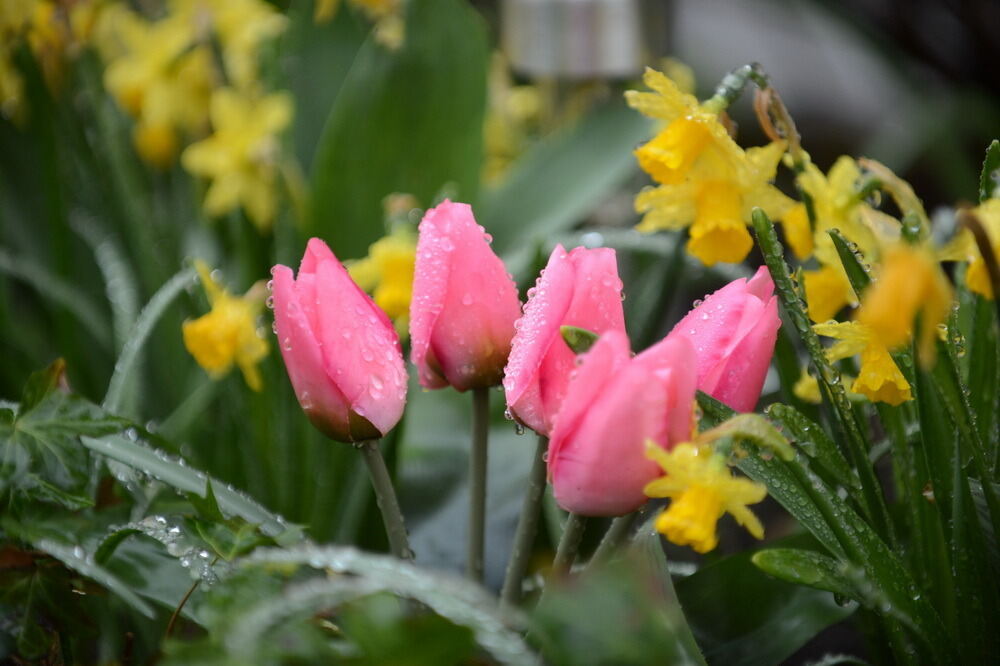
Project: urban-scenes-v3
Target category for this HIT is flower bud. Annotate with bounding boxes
[409,200,521,391]
[503,245,626,435]
[668,266,781,412]
[548,331,697,517]
[271,239,407,442]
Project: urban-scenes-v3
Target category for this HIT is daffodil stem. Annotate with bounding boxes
[468,387,490,581]
[500,434,549,606]
[589,512,639,568]
[552,513,587,576]
[359,440,412,560]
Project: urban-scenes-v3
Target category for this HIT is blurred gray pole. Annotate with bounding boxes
[500,0,671,80]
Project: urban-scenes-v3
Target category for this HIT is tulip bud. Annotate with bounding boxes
[548,330,697,517]
[668,266,780,412]
[410,200,521,391]
[503,245,625,435]
[271,238,408,443]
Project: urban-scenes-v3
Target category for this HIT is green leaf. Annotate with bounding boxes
[188,479,226,523]
[751,208,893,545]
[103,266,195,415]
[309,0,488,259]
[28,537,154,618]
[1,366,127,504]
[533,545,705,666]
[676,538,855,666]
[282,1,369,170]
[481,99,651,271]
[79,433,302,543]
[701,413,794,461]
[979,139,1000,202]
[560,325,599,354]
[966,294,998,451]
[765,403,858,496]
[0,246,110,345]
[238,545,534,665]
[828,230,872,300]
[752,548,858,597]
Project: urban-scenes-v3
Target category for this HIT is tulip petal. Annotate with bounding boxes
[504,246,626,434]
[547,330,632,469]
[550,360,669,516]
[636,335,698,444]
[411,200,520,391]
[708,294,780,412]
[271,264,351,440]
[313,258,406,436]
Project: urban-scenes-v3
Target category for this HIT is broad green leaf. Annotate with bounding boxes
[79,433,302,544]
[481,99,651,271]
[282,1,370,170]
[28,537,154,618]
[188,479,226,523]
[309,0,488,259]
[238,545,533,665]
[533,546,705,666]
[979,139,1000,202]
[676,538,855,666]
[1,363,126,505]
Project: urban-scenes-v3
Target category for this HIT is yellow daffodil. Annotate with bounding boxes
[813,320,911,405]
[182,260,269,391]
[348,224,417,336]
[626,67,745,186]
[856,244,952,365]
[644,442,767,554]
[802,264,855,323]
[634,140,794,266]
[181,87,292,229]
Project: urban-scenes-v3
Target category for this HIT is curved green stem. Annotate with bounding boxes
[501,434,548,606]
[468,387,490,580]
[359,440,412,560]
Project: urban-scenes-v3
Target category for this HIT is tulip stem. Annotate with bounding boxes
[589,512,639,568]
[500,434,549,606]
[468,387,490,581]
[359,440,412,560]
[552,512,587,576]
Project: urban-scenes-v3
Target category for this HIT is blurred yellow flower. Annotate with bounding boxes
[183,260,269,391]
[792,368,822,404]
[813,320,911,405]
[348,224,417,336]
[781,202,814,260]
[802,264,855,324]
[314,0,404,49]
[644,442,767,554]
[857,244,952,365]
[181,87,293,229]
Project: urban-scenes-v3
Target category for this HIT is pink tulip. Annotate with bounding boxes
[410,200,521,391]
[668,266,780,413]
[271,238,407,442]
[502,244,626,435]
[548,330,697,516]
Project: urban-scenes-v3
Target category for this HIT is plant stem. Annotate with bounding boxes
[552,513,587,576]
[500,434,548,606]
[468,387,490,581]
[589,512,638,568]
[359,440,412,560]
